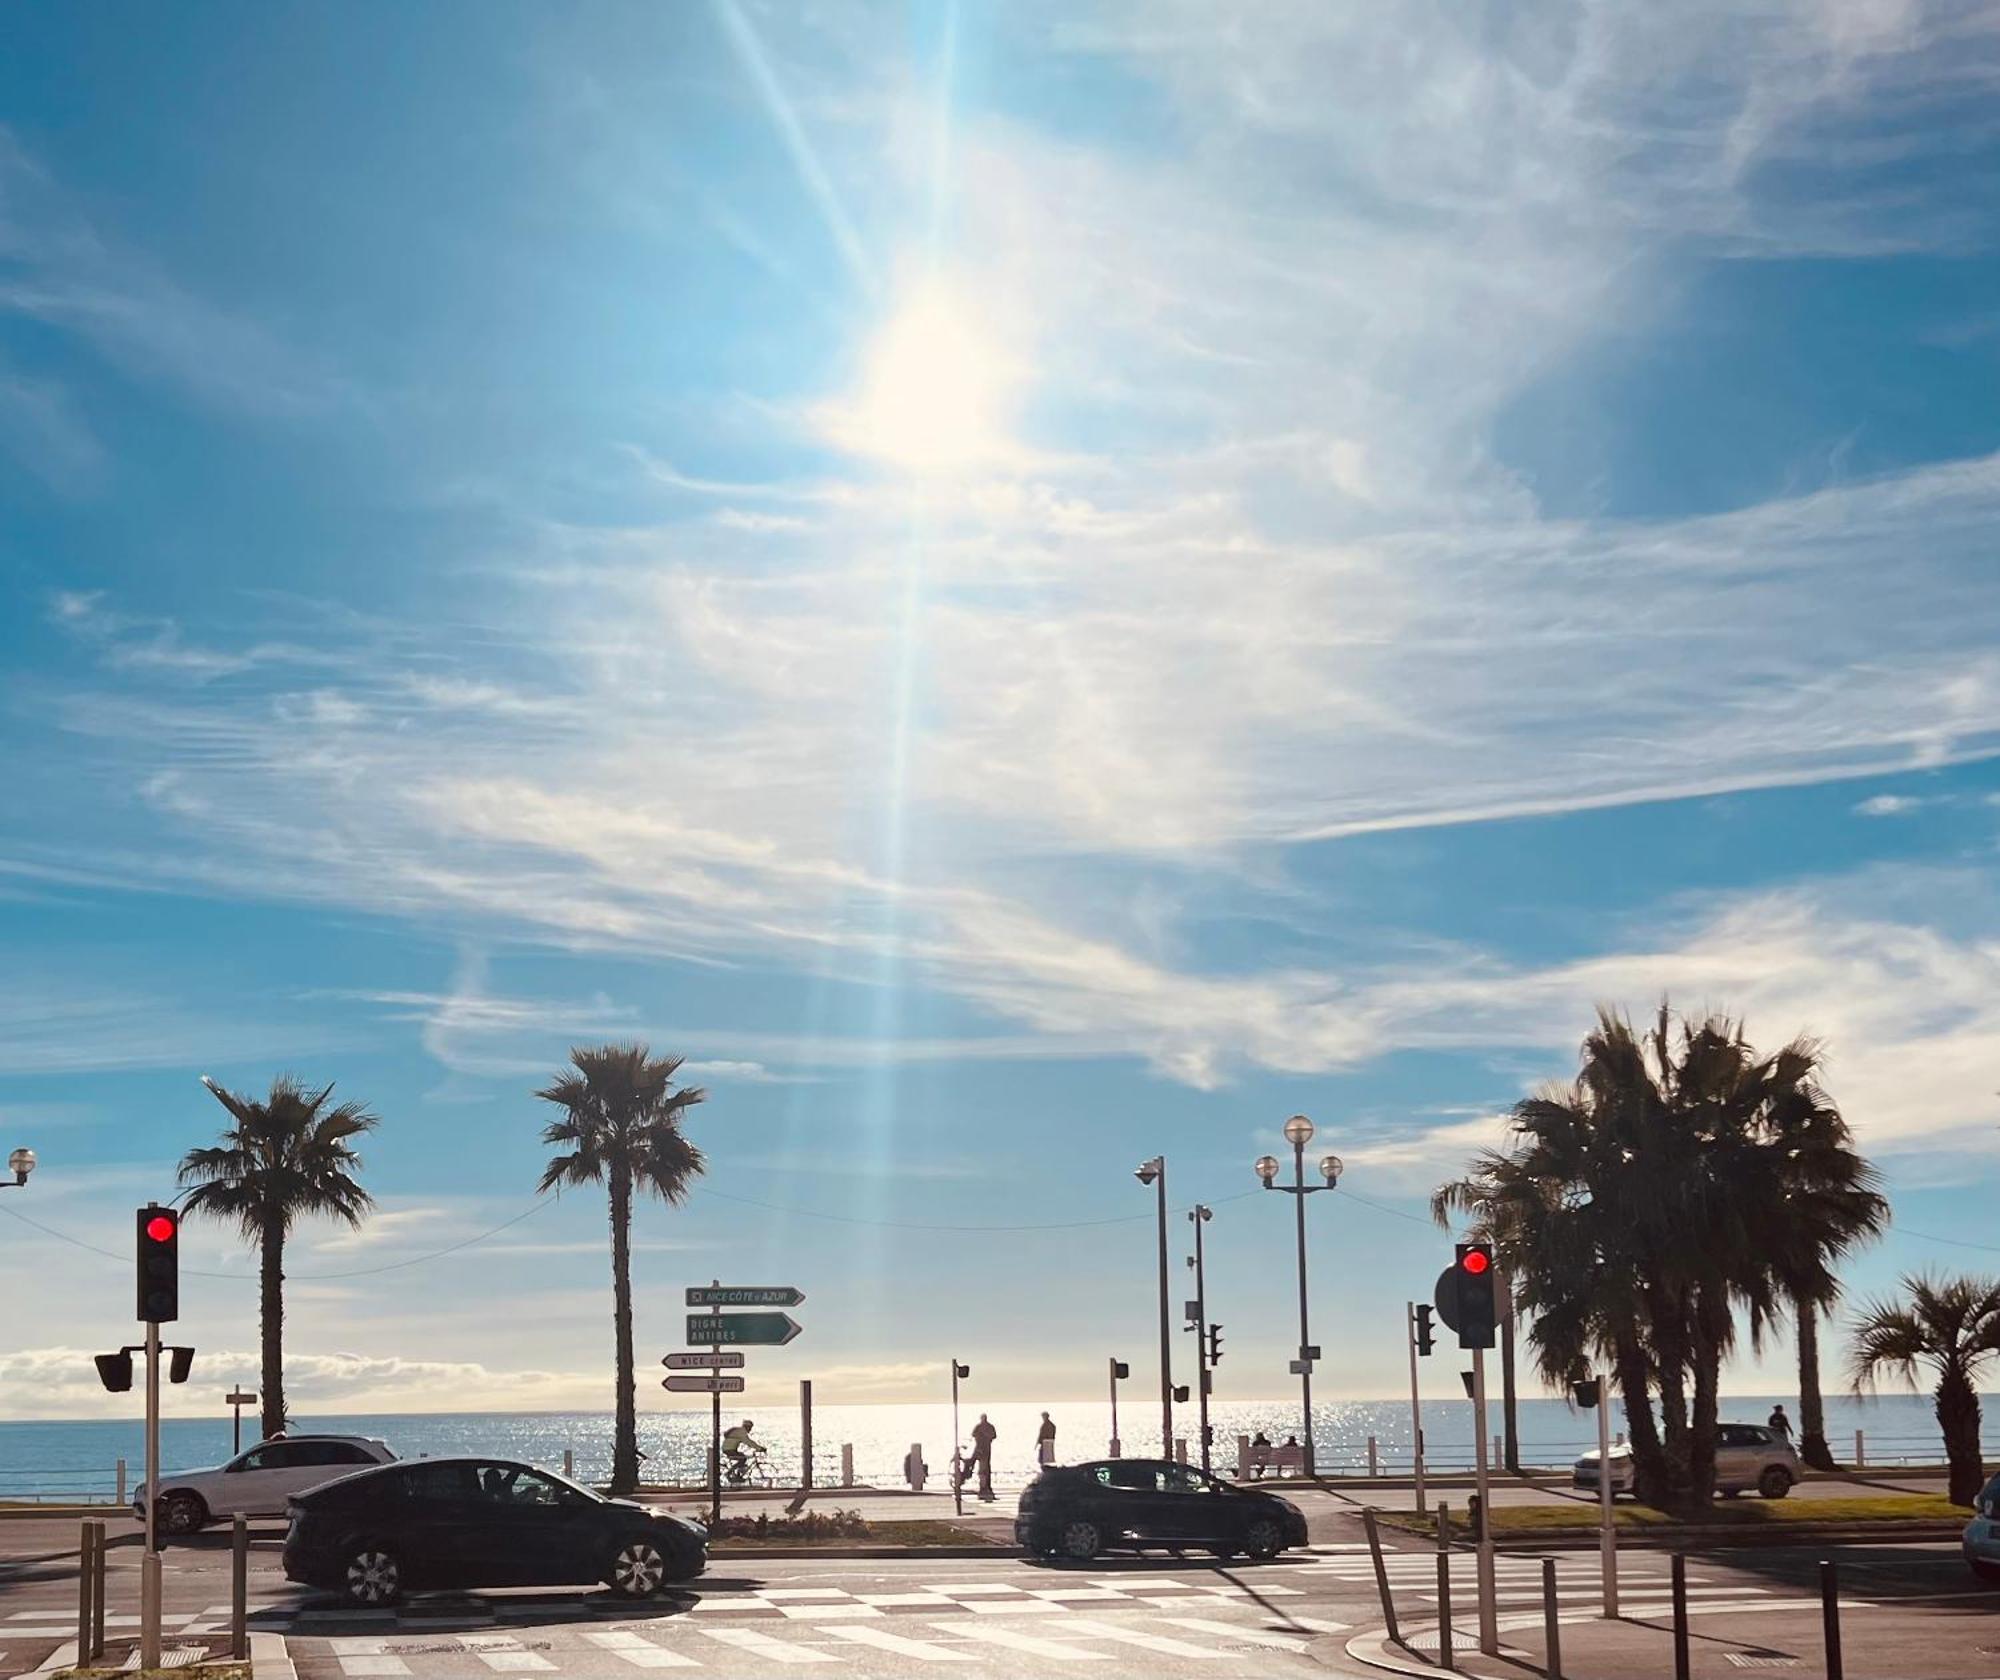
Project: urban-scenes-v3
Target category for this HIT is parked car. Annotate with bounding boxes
[135,1435,396,1536]
[283,1456,706,1605]
[1963,1473,2000,1583]
[1573,1423,1799,1499]
[1014,1458,1307,1562]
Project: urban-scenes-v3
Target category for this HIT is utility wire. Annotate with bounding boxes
[692,1184,1262,1232]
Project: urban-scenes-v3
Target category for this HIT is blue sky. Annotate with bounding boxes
[5,0,2000,1422]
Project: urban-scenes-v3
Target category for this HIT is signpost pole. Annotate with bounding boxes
[1598,1374,1618,1617]
[1407,1302,1427,1516]
[800,1380,813,1495]
[140,1318,162,1670]
[951,1359,964,1518]
[1108,1357,1121,1458]
[711,1382,722,1529]
[1471,1347,1497,1656]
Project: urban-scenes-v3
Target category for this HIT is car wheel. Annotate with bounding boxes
[1968,1557,2000,1585]
[1758,1467,1793,1500]
[158,1492,208,1537]
[345,1547,402,1607]
[1245,1517,1285,1560]
[608,1538,670,1599]
[1058,1520,1102,1562]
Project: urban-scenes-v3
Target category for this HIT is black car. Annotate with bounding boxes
[283,1457,706,1605]
[1015,1459,1307,1562]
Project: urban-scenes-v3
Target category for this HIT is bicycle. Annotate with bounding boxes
[723,1447,772,1488]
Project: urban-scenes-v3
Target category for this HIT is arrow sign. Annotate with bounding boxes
[686,1285,805,1308]
[663,1374,746,1394]
[663,1351,745,1371]
[687,1312,803,1346]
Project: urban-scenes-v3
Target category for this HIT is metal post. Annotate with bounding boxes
[1363,1508,1399,1643]
[1408,1301,1427,1516]
[90,1520,105,1660]
[563,1448,573,1480]
[1854,1428,1865,1468]
[1471,1346,1497,1655]
[1597,1374,1618,1618]
[1154,1164,1173,1457]
[1671,1553,1690,1680]
[1292,1140,1315,1477]
[116,1458,126,1506]
[1541,1557,1562,1680]
[232,1514,249,1660]
[951,1359,964,1518]
[1367,1435,1379,1476]
[1820,1559,1843,1680]
[709,1385,722,1528]
[800,1380,814,1494]
[141,1318,162,1669]
[1436,1549,1454,1669]
[840,1443,854,1487]
[1190,1207,1212,1473]
[76,1520,94,1659]
[1108,1357,1122,1458]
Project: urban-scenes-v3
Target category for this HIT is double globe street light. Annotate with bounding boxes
[1255,1115,1342,1478]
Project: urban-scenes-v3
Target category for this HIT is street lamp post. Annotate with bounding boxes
[1186,1205,1213,1472]
[2,1148,35,1190]
[1254,1116,1342,1480]
[1135,1157,1171,1457]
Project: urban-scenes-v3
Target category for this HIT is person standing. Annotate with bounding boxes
[1036,1411,1058,1470]
[970,1413,998,1502]
[1768,1404,1793,1442]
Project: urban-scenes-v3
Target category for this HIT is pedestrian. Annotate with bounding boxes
[1250,1430,1272,1480]
[1037,1411,1057,1470]
[970,1413,997,1502]
[903,1446,928,1491]
[1768,1404,1793,1442]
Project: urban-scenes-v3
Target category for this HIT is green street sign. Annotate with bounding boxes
[685,1285,805,1308]
[686,1312,804,1346]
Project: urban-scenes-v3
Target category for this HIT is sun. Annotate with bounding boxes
[830,280,1024,477]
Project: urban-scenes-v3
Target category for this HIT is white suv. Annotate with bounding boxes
[135,1435,395,1536]
[1574,1423,1800,1500]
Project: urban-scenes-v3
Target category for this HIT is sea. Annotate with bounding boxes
[0,1392,1980,1502]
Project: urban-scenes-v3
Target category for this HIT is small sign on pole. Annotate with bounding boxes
[686,1285,805,1308]
[663,1351,746,1370]
[687,1312,803,1346]
[663,1374,746,1394]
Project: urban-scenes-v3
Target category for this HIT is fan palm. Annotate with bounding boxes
[179,1076,377,1441]
[536,1045,706,1495]
[1850,1273,2000,1506]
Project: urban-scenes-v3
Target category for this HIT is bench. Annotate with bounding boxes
[1239,1440,1307,1478]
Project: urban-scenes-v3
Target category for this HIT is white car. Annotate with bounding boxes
[1574,1423,1799,1499]
[135,1435,395,1536]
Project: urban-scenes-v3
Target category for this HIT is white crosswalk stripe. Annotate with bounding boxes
[693,1625,841,1664]
[825,1625,980,1662]
[582,1630,700,1668]
[1051,1618,1231,1659]
[335,1658,410,1677]
[937,1622,1111,1661]
[1159,1616,1312,1653]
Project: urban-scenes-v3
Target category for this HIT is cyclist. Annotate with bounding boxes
[721,1419,767,1483]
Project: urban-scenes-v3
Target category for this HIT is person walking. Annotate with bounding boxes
[1768,1404,1793,1443]
[969,1413,997,1502]
[1036,1411,1057,1471]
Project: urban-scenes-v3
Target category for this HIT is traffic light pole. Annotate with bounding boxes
[140,1318,162,1669]
[1406,1302,1427,1516]
[1471,1347,1497,1656]
[1107,1358,1122,1458]
[950,1360,964,1518]
[1188,1207,1211,1473]
[1153,1165,1173,1459]
[1598,1373,1618,1617]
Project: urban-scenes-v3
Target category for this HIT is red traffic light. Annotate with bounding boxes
[1460,1247,1490,1275]
[145,1214,176,1243]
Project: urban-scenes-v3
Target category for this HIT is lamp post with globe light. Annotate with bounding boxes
[1135,1157,1172,1455]
[1255,1116,1342,1478]
[2,1147,34,1190]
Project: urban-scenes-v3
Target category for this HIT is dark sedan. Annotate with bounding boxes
[284,1457,706,1605]
[1015,1459,1307,1562]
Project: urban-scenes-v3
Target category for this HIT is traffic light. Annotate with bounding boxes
[1452,1241,1496,1349]
[1460,1369,1476,1399]
[1414,1304,1436,1357]
[1172,1384,1190,1403]
[94,1352,133,1393]
[1571,1379,1599,1409]
[1206,1323,1224,1365]
[953,1362,970,1380]
[1111,1360,1130,1380]
[136,1204,179,1324]
[168,1346,195,1384]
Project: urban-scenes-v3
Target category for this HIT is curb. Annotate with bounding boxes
[712,1543,1010,1559]
[1396,1521,1969,1553]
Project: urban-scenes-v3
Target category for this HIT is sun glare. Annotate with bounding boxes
[834,281,1022,477]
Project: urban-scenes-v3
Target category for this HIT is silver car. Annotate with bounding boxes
[1574,1423,1800,1499]
[1963,1473,2000,1583]
[135,1434,395,1536]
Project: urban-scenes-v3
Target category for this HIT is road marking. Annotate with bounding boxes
[1160,1616,1310,1653]
[582,1630,699,1668]
[923,1584,1023,1596]
[855,1593,955,1608]
[335,1658,410,1677]
[761,1589,852,1601]
[1026,1588,1131,1603]
[695,1626,840,1664]
[937,1622,1112,1661]
[827,1625,980,1663]
[1055,1618,1230,1658]
[776,1604,885,1620]
[960,1598,1068,1615]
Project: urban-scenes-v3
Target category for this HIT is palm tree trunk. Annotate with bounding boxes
[1794,1298,1836,1471]
[1615,1341,1668,1507]
[609,1164,639,1495]
[259,1222,286,1443]
[1686,1291,1728,1513]
[1937,1365,1985,1507]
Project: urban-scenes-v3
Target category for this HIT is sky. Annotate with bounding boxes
[4,0,2000,1425]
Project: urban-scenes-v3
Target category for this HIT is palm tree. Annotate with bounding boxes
[1850,1273,2000,1506]
[536,1045,706,1495]
[179,1076,377,1442]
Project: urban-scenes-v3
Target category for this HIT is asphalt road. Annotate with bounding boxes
[0,1509,1988,1679]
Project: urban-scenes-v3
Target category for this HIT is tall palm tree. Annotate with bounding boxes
[536,1045,705,1495]
[179,1076,377,1442]
[1850,1273,2000,1506]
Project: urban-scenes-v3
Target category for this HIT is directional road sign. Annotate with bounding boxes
[663,1374,746,1394]
[687,1312,804,1346]
[686,1285,805,1308]
[663,1351,745,1371]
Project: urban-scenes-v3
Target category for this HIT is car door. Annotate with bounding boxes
[1714,1426,1758,1488]
[467,1463,600,1587]
[396,1462,483,1588]
[1153,1464,1226,1540]
[218,1441,313,1516]
[1086,1462,1157,1540]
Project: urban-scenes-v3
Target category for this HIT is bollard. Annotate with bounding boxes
[1493,1433,1503,1469]
[1820,1559,1843,1680]
[116,1458,126,1506]
[1854,1428,1865,1468]
[1362,1508,1399,1643]
[841,1444,854,1488]
[1439,1498,1452,1551]
[563,1448,573,1480]
[1436,1548,1454,1670]
[76,1520,95,1659]
[1671,1553,1690,1680]
[232,1514,249,1659]
[1367,1435,1379,1477]
[90,1520,106,1660]
[1175,1437,1188,1464]
[1542,1557,1563,1680]
[1237,1434,1251,1479]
